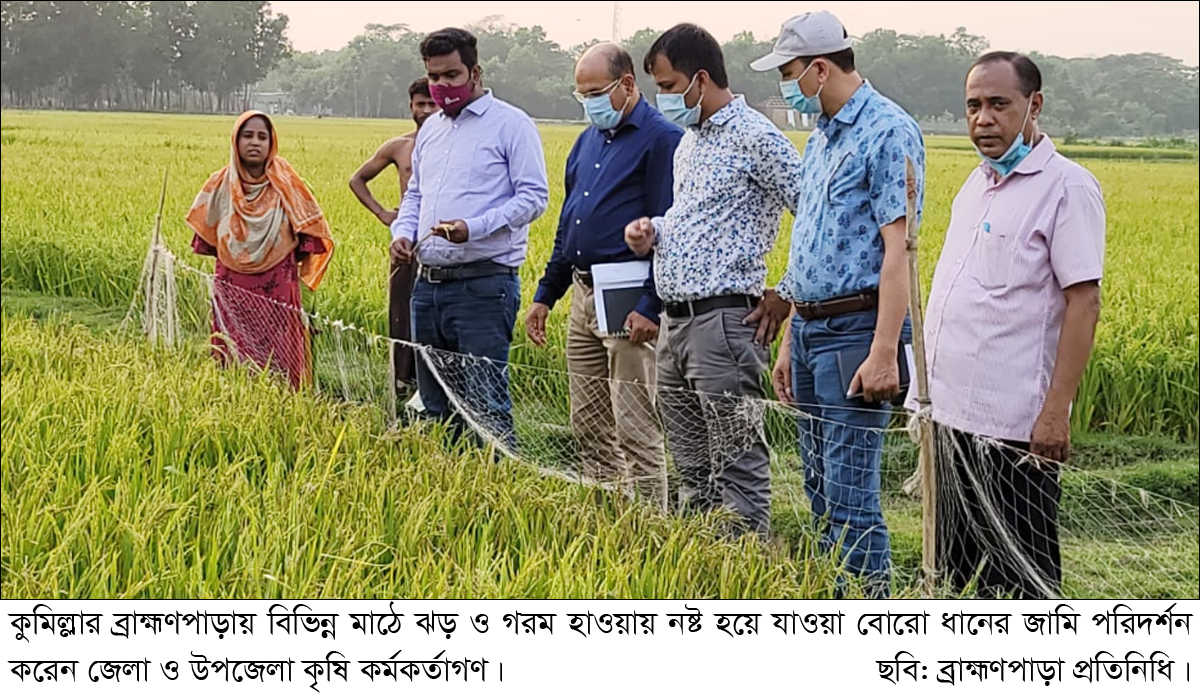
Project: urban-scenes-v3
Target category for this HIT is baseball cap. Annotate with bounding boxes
[750,11,852,72]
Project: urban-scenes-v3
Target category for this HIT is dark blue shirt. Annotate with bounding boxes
[533,96,683,324]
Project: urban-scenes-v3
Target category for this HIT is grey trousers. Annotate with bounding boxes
[657,306,772,536]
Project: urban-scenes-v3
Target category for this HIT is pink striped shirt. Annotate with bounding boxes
[922,136,1106,441]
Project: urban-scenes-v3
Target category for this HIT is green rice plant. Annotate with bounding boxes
[2,313,861,599]
[3,110,1194,438]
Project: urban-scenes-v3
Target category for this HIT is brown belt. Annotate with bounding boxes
[793,290,879,321]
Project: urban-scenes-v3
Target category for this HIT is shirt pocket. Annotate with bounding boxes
[433,131,475,185]
[825,152,864,216]
[970,226,1014,290]
[691,161,744,204]
[469,137,509,192]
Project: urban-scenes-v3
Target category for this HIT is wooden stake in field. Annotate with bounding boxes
[903,155,938,596]
[124,169,176,346]
[147,170,168,343]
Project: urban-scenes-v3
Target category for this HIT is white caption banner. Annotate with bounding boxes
[1,599,1194,698]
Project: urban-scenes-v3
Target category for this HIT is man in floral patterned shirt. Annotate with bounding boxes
[625,23,802,539]
[753,11,925,598]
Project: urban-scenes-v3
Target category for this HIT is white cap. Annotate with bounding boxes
[750,11,851,72]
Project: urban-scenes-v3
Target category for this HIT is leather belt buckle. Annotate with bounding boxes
[420,265,443,284]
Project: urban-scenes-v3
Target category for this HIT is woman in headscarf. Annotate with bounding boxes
[185,111,335,389]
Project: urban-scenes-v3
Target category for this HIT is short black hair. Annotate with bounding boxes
[420,28,478,69]
[606,46,635,81]
[796,28,854,72]
[408,77,431,99]
[798,47,855,73]
[643,23,729,89]
[970,51,1042,96]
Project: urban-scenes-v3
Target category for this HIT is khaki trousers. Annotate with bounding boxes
[567,278,668,511]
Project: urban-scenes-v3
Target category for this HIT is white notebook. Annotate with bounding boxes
[591,261,652,337]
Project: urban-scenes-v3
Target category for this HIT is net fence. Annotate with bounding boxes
[120,242,1199,600]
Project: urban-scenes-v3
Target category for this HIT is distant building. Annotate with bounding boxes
[758,96,813,131]
[251,91,293,115]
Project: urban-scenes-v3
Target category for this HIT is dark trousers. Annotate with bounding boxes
[935,424,1062,599]
[388,257,418,397]
[411,271,520,450]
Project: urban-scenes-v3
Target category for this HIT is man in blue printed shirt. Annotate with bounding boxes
[753,11,924,597]
[526,44,683,511]
[626,24,803,538]
[391,27,549,449]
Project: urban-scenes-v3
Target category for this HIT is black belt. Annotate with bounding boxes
[792,290,878,321]
[417,260,517,283]
[573,268,594,288]
[663,294,758,319]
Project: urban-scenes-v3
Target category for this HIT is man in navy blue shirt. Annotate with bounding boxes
[526,43,683,512]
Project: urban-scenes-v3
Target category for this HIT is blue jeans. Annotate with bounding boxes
[411,272,520,450]
[790,308,911,598]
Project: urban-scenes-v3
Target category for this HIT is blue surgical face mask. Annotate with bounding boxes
[656,74,702,128]
[976,95,1036,177]
[578,78,629,131]
[779,62,823,114]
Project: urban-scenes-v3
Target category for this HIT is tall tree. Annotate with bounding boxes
[3,6,1196,138]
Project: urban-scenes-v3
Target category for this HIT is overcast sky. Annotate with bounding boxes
[271,1,1200,65]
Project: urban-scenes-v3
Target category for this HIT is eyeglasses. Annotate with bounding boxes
[572,78,621,103]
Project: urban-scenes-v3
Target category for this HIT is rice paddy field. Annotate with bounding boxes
[1,110,1197,599]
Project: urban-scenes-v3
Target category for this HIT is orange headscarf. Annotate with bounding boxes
[186,111,335,291]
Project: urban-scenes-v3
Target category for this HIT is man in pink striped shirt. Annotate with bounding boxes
[922,52,1105,599]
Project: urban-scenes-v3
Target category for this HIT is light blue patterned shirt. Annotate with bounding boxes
[391,90,549,268]
[650,96,803,302]
[780,81,925,302]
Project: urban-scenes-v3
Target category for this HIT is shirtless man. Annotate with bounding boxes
[349,77,439,412]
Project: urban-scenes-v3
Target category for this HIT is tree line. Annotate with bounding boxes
[1,1,288,113]
[3,2,1197,138]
